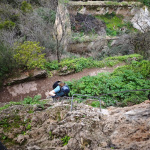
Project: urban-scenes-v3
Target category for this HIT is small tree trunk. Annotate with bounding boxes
[56,38,60,63]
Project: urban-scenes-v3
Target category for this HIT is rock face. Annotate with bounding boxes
[68,1,142,17]
[0,99,150,150]
[131,6,150,32]
[109,34,134,56]
[70,13,106,36]
[4,70,48,86]
[54,2,71,52]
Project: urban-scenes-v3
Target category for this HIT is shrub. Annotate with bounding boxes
[58,57,103,73]
[139,0,150,7]
[58,54,143,74]
[129,31,150,59]
[23,95,43,105]
[0,95,45,111]
[21,1,33,13]
[0,20,16,30]
[67,60,150,107]
[13,41,46,70]
[36,7,56,24]
[0,40,16,86]
[104,54,143,62]
[44,60,59,71]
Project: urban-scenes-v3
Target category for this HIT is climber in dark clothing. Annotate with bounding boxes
[49,81,70,98]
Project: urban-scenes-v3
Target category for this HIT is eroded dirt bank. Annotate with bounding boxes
[0,65,122,103]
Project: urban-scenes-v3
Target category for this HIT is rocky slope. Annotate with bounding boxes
[0,98,150,150]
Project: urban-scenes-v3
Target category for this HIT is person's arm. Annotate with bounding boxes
[49,86,60,96]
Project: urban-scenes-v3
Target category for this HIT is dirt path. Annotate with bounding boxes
[0,64,124,103]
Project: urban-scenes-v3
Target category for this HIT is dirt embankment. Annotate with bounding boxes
[0,64,124,103]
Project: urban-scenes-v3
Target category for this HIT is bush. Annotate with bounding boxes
[0,40,16,86]
[67,60,150,107]
[58,54,143,74]
[0,20,16,30]
[13,41,46,70]
[104,54,143,62]
[44,60,59,71]
[36,7,56,24]
[130,31,150,59]
[58,57,104,73]
[21,1,33,13]
[139,0,150,7]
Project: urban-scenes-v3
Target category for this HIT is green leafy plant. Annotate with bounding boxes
[44,60,59,71]
[67,59,150,107]
[13,41,46,70]
[95,13,137,36]
[0,20,15,30]
[61,136,70,146]
[58,54,143,74]
[0,95,45,111]
[0,102,21,111]
[139,0,150,7]
[26,123,31,130]
[21,1,33,13]
[23,95,45,107]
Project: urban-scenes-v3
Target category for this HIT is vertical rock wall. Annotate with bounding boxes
[54,2,71,52]
[131,6,150,32]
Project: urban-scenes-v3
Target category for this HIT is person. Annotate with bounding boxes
[49,81,70,98]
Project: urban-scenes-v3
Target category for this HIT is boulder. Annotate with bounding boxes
[4,69,47,86]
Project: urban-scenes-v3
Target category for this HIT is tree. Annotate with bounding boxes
[13,41,46,69]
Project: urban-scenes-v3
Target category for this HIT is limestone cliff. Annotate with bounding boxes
[0,99,150,150]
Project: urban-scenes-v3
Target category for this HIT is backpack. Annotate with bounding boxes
[62,84,70,95]
[52,81,61,89]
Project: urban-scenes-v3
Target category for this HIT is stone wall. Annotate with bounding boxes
[67,1,142,17]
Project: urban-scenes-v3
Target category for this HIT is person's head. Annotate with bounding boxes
[58,81,65,87]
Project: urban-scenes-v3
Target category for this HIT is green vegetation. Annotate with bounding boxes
[95,13,137,36]
[67,59,150,107]
[22,95,45,107]
[0,20,15,30]
[61,135,71,146]
[105,1,142,7]
[36,8,56,24]
[44,60,59,71]
[58,54,142,73]
[0,95,45,111]
[21,1,33,13]
[0,115,31,145]
[72,32,99,43]
[0,40,16,86]
[14,41,46,70]
[139,0,150,7]
[104,54,143,61]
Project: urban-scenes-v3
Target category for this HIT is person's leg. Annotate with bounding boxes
[56,91,65,97]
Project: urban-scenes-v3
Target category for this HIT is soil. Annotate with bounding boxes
[0,64,124,103]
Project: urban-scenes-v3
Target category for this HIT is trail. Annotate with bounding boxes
[0,64,124,103]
